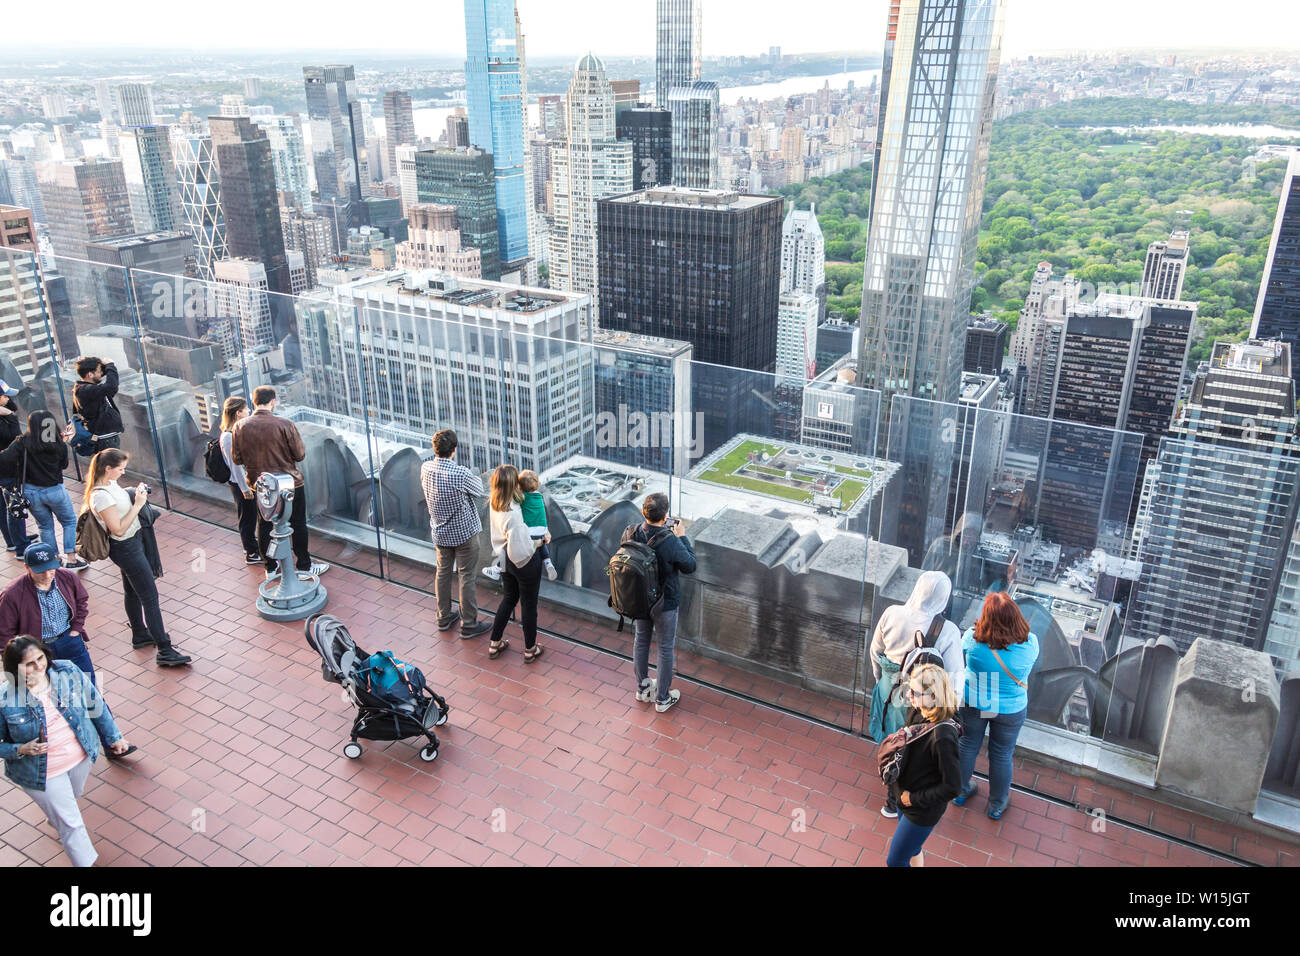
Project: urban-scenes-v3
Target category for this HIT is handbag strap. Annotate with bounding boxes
[989,647,1026,688]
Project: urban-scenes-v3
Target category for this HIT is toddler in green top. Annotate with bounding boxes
[484,469,557,582]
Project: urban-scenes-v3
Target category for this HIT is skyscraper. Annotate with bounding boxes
[598,186,782,454]
[655,0,702,106]
[776,291,820,388]
[1130,340,1299,661]
[550,54,633,299]
[307,272,594,474]
[464,0,531,270]
[209,115,293,341]
[213,258,277,364]
[446,113,470,148]
[413,146,501,281]
[395,204,482,278]
[857,0,1005,406]
[617,105,673,191]
[383,90,416,184]
[1252,152,1300,395]
[964,315,1007,375]
[171,133,229,281]
[118,126,180,233]
[36,157,134,260]
[780,204,827,319]
[1141,229,1191,300]
[537,96,566,140]
[304,65,368,203]
[598,187,781,369]
[116,83,156,127]
[668,82,719,189]
[0,206,56,383]
[252,114,312,213]
[281,207,338,286]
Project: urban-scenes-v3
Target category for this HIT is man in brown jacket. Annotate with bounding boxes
[231,386,330,581]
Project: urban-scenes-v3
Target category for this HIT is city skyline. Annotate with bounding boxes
[3,0,1292,58]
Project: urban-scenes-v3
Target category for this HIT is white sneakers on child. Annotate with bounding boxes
[545,559,557,581]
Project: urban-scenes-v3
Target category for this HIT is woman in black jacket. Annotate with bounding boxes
[0,411,83,570]
[0,393,33,557]
[885,663,962,867]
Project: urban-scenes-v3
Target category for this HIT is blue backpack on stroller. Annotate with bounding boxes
[356,651,429,711]
[305,615,450,763]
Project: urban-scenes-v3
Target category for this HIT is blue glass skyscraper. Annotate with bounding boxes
[464,0,530,268]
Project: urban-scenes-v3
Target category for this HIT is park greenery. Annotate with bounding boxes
[777,99,1300,361]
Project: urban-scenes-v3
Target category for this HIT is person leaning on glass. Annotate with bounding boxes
[0,635,130,867]
[954,591,1040,820]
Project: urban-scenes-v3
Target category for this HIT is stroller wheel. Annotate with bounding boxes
[419,744,439,763]
[343,741,363,759]
[434,709,449,728]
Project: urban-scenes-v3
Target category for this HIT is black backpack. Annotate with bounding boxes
[606,523,673,632]
[877,718,961,789]
[204,437,231,483]
[890,614,947,708]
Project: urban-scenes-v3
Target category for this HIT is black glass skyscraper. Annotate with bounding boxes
[209,115,294,340]
[1253,154,1300,397]
[616,106,672,190]
[598,186,782,455]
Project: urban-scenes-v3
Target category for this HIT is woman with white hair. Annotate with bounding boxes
[868,569,963,818]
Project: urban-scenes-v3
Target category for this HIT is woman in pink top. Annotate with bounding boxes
[0,636,130,866]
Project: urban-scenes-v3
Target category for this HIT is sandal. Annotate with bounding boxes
[488,639,509,660]
[523,645,544,664]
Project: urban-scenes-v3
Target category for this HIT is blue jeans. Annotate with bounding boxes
[0,477,32,553]
[24,483,76,555]
[886,816,935,867]
[46,631,96,687]
[958,705,1028,812]
[633,606,678,703]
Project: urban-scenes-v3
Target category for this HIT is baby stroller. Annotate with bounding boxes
[305,614,450,763]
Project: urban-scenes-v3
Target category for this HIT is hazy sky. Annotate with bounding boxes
[8,0,1298,57]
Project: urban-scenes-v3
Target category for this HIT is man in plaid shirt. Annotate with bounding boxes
[421,430,492,637]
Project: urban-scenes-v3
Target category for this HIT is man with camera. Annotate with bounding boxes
[420,429,491,638]
[72,357,123,453]
[629,493,696,714]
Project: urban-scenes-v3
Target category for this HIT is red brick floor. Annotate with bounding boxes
[3,503,1297,867]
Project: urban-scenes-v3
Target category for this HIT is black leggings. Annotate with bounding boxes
[108,534,171,649]
[229,482,259,555]
[490,550,542,649]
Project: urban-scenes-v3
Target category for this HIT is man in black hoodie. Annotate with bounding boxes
[72,357,123,453]
[628,492,696,714]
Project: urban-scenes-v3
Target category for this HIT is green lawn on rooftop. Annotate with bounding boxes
[697,439,873,510]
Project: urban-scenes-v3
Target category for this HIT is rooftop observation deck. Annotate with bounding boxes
[2,502,1293,868]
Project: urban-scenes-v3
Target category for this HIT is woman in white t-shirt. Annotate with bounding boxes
[82,449,192,668]
[219,397,260,564]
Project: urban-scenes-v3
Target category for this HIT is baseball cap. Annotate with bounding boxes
[23,543,61,573]
[0,379,19,398]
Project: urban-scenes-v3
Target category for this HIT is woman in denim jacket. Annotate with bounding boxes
[0,636,130,866]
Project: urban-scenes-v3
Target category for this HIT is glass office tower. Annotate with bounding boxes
[1252,153,1300,394]
[464,0,530,269]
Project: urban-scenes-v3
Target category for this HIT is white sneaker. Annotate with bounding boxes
[265,569,281,582]
[634,679,657,703]
[544,559,557,581]
[297,562,329,579]
[654,690,682,714]
[481,564,503,581]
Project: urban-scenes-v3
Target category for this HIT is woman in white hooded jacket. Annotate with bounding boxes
[868,570,964,818]
[485,464,550,663]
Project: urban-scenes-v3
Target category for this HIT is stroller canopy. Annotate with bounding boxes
[305,614,360,684]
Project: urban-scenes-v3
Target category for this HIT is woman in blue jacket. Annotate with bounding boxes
[0,636,130,866]
[954,591,1039,820]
